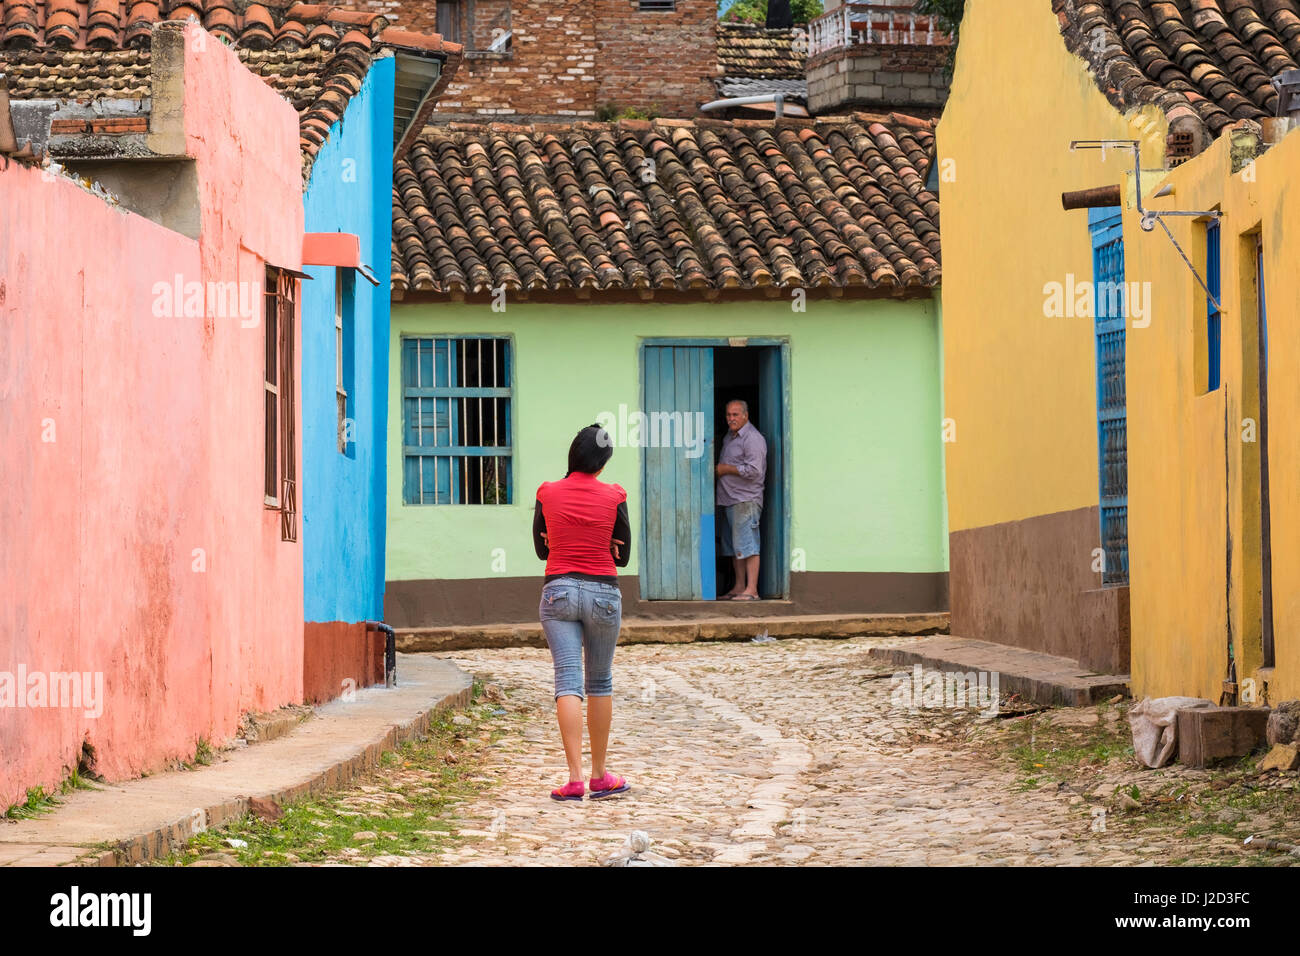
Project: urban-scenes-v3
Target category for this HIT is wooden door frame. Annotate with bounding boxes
[637,336,792,601]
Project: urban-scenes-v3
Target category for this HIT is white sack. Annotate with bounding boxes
[1128,696,1214,768]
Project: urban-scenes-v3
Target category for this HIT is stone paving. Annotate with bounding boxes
[388,636,1297,867]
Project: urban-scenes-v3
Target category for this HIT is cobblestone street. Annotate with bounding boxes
[392,637,1296,867]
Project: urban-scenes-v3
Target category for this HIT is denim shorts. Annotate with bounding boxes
[538,576,622,700]
[718,500,762,559]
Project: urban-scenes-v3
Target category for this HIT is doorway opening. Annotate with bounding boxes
[714,347,773,599]
[639,339,789,602]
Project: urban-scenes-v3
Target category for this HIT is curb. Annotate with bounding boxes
[868,639,1130,708]
[397,612,950,652]
[86,670,474,867]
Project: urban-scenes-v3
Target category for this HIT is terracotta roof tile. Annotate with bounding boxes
[1,2,462,181]
[717,22,807,80]
[392,115,940,298]
[1056,0,1298,151]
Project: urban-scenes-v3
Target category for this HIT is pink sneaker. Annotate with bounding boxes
[550,780,585,801]
[588,772,631,799]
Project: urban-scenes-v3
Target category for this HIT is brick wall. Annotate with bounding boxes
[437,0,598,118]
[807,44,949,116]
[352,0,718,120]
[594,0,717,117]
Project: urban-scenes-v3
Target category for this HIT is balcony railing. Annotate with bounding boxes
[808,1,950,57]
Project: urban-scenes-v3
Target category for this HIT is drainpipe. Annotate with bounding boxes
[700,93,788,118]
[366,621,397,688]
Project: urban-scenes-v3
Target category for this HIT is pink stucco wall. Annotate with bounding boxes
[0,24,306,806]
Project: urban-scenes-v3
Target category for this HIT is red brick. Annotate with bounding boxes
[351,0,716,118]
[49,118,90,134]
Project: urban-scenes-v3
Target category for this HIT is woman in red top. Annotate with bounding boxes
[533,424,632,801]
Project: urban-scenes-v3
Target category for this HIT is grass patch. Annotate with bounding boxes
[1004,709,1134,786]
[5,765,103,819]
[191,737,215,768]
[60,765,99,795]
[4,786,58,819]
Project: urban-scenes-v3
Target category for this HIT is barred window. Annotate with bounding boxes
[336,271,355,457]
[402,336,512,505]
[264,266,298,541]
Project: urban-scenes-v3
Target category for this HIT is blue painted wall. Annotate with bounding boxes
[301,56,394,623]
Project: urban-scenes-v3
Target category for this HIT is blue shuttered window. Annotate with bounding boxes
[402,336,513,505]
[1089,208,1129,586]
[1206,219,1222,392]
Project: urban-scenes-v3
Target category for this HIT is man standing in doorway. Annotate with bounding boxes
[716,399,767,600]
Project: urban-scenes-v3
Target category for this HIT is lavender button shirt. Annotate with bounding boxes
[716,421,767,506]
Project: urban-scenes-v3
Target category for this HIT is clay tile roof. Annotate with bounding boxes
[717,22,808,80]
[1055,0,1297,147]
[392,114,941,299]
[0,2,462,181]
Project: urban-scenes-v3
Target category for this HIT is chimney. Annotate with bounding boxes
[1271,69,1300,118]
[766,0,793,29]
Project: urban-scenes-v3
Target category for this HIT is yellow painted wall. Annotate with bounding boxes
[1124,126,1300,703]
[940,0,1300,700]
[937,0,1165,534]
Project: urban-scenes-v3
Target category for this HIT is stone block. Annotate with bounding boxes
[853,84,885,101]
[1259,743,1300,772]
[1176,706,1270,767]
[1266,699,1300,745]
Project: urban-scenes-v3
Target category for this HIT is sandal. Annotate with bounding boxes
[550,780,585,801]
[588,772,631,799]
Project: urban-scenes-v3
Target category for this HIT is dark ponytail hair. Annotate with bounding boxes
[566,423,614,477]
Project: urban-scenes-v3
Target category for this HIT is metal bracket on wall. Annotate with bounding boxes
[1069,139,1222,312]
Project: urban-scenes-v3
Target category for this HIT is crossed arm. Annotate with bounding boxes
[533,500,632,567]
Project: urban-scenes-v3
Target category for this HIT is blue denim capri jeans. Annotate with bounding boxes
[538,576,623,700]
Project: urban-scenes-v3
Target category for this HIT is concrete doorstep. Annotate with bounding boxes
[0,654,473,867]
[868,636,1131,707]
[398,611,950,652]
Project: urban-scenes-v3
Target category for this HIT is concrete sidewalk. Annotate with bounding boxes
[0,654,473,867]
[869,636,1130,707]
[399,611,950,652]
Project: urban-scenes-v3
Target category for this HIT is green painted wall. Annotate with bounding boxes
[387,299,947,581]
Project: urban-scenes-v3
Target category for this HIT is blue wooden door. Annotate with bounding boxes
[758,346,788,598]
[1089,208,1129,585]
[642,346,715,600]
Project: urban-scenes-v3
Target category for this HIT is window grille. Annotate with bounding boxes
[402,337,512,505]
[265,266,298,541]
[1089,209,1128,586]
[1206,219,1221,392]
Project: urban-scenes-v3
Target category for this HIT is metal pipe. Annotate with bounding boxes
[700,93,787,118]
[366,621,397,688]
[1061,184,1122,210]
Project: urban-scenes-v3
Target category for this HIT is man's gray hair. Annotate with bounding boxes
[726,399,749,415]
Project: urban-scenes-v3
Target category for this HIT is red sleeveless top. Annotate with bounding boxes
[536,472,628,578]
